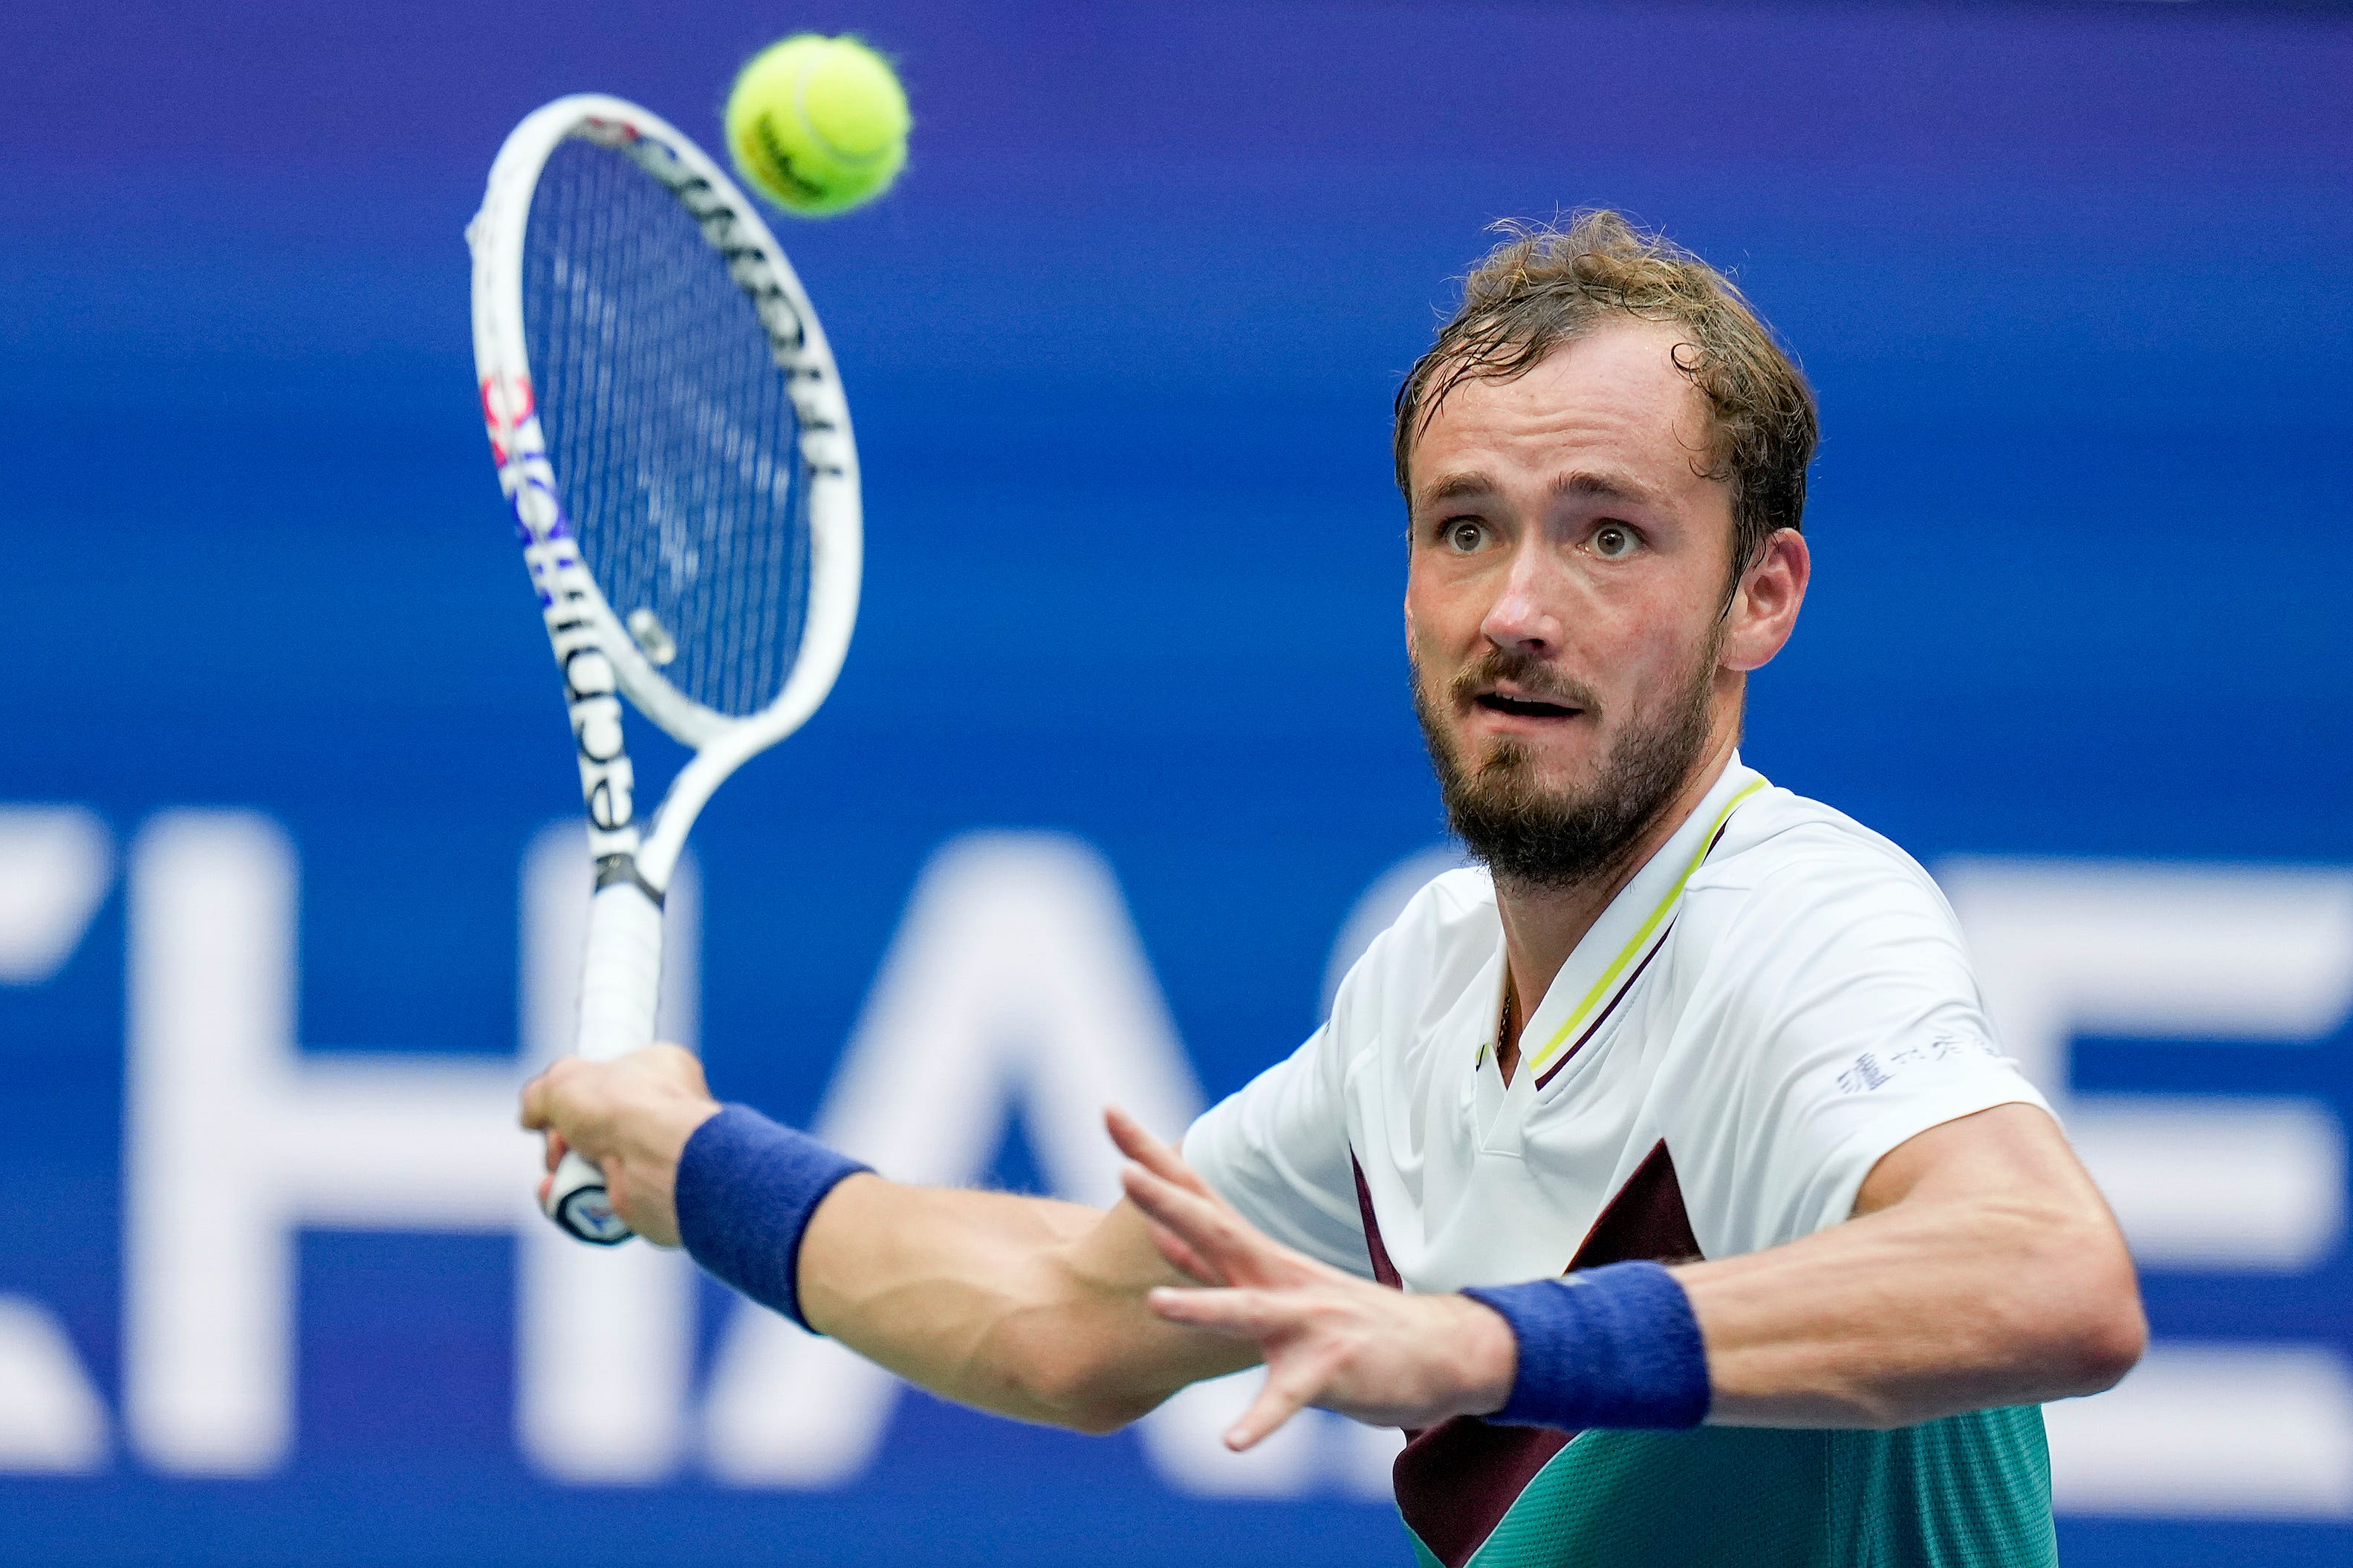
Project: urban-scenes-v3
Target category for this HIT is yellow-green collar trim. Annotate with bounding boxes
[1523,777,1768,1081]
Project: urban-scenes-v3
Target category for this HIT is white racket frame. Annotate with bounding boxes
[470,94,861,1243]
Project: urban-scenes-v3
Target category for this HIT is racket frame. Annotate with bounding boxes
[469,94,862,1242]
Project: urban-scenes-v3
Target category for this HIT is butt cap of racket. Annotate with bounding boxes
[548,1147,635,1245]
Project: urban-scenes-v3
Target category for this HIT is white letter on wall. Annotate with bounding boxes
[125,818,701,1476]
[0,804,114,1474]
[1944,857,2353,1520]
[0,805,112,984]
[125,813,533,1474]
[516,824,698,1483]
[1943,859,2353,1267]
[702,833,1224,1486]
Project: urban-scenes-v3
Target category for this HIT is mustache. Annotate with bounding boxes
[1445,648,1602,715]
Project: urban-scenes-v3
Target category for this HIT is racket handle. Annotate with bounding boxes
[546,1147,632,1246]
[544,878,666,1246]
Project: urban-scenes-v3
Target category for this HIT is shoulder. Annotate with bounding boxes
[1675,783,1967,983]
[1693,782,1944,904]
[1329,865,1499,1045]
[1651,784,2045,1249]
[1402,865,1501,945]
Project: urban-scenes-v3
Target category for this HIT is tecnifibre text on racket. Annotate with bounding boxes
[470,95,860,1243]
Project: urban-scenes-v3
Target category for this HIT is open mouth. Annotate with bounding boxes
[1475,692,1582,720]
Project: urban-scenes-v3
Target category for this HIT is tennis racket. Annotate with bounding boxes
[469,95,861,1244]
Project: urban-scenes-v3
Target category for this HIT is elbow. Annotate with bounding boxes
[2026,1219,2146,1400]
[1057,1393,1164,1437]
[2054,1286,2146,1399]
[993,1321,1166,1436]
[1016,1353,1164,1435]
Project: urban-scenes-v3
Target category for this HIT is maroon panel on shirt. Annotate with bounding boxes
[1574,1139,1701,1268]
[1351,1154,1403,1289]
[1363,1139,1701,1568]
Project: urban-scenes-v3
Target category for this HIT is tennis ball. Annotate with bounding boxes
[725,33,909,217]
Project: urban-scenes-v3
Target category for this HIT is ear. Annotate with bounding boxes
[1721,529,1809,673]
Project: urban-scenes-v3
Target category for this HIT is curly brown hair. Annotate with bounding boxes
[1394,210,1818,574]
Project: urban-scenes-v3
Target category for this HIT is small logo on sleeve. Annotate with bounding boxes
[1838,1053,1892,1094]
[1837,1034,1993,1094]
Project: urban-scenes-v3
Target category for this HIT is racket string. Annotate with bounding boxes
[522,139,814,720]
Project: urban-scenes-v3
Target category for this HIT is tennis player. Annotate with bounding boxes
[522,210,2142,1565]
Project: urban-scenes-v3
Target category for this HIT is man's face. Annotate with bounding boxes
[1403,320,1747,887]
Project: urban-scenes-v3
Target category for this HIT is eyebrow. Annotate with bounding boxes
[1551,469,1662,506]
[1416,471,1497,507]
[1414,468,1663,510]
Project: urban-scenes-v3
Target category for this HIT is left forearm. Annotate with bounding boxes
[1677,1194,2143,1428]
[1124,1103,2144,1448]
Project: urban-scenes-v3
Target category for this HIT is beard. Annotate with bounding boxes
[1413,634,1721,892]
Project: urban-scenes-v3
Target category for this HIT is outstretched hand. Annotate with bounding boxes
[1106,1107,1516,1451]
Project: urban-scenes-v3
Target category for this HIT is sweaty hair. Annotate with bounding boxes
[1393,209,1819,574]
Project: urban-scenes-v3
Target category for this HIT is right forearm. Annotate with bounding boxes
[799,1174,1253,1430]
[529,1068,1257,1432]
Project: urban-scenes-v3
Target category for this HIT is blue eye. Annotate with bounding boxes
[1593,523,1638,559]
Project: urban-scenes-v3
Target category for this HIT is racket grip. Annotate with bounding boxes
[577,878,664,1061]
[544,879,666,1246]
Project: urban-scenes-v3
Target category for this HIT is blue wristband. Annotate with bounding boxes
[674,1104,872,1332]
[1461,1260,1711,1431]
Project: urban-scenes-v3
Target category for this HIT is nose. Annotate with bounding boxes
[1479,538,1561,655]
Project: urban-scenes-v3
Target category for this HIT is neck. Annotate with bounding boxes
[1492,724,1738,1082]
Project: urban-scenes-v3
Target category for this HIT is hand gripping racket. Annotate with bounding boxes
[470,96,860,1243]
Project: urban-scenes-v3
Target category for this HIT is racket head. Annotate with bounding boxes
[470,97,862,836]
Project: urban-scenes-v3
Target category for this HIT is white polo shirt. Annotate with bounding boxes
[1186,753,2049,1288]
[1183,757,2059,1568]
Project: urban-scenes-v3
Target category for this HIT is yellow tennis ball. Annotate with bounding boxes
[725,33,909,217]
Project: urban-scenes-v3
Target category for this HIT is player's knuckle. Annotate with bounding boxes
[1271,1364,1320,1400]
[1322,1333,1368,1378]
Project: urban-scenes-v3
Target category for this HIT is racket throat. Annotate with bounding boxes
[594,850,668,907]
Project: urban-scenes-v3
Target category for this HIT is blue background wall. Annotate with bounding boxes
[3,2,2349,1564]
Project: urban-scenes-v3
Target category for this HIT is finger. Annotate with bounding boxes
[1103,1105,1171,1168]
[1121,1163,1225,1255]
[1227,1359,1325,1451]
[1122,1162,1269,1279]
[1106,1105,1215,1197]
[1143,1216,1224,1286]
[519,1073,550,1131]
[543,1131,568,1174]
[1146,1286,1299,1340]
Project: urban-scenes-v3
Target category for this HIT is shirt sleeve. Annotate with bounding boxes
[1183,1017,1372,1278]
[1658,848,2054,1260]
